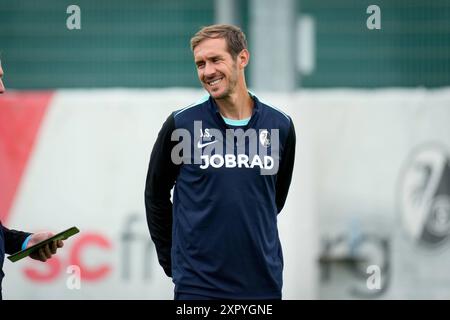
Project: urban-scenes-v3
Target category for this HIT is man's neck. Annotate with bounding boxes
[214,86,254,120]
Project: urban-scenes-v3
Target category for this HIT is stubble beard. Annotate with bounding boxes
[209,62,239,100]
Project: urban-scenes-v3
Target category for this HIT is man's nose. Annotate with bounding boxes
[0,79,4,94]
[204,62,216,77]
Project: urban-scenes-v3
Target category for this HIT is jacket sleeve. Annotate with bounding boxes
[275,118,296,213]
[1,222,31,254]
[144,114,180,277]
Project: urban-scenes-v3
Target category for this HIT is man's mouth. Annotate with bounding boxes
[207,77,223,87]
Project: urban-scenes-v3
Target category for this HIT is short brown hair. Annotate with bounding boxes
[190,24,248,59]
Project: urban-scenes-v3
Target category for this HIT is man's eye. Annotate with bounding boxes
[197,63,205,69]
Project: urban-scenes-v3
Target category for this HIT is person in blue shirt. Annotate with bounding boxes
[145,24,296,300]
[0,60,64,300]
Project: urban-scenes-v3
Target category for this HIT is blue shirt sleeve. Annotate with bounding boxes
[21,234,33,251]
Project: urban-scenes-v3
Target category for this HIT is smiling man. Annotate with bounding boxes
[145,25,296,300]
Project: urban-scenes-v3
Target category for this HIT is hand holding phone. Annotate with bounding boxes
[8,227,79,263]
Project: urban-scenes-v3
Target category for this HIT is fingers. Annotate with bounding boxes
[38,248,47,262]
[44,244,52,259]
[51,241,57,254]
[34,241,64,262]
[39,244,53,261]
[28,232,67,263]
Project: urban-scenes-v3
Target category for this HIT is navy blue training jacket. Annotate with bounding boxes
[0,222,31,299]
[145,92,296,299]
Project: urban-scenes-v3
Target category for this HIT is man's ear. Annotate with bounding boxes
[238,49,250,69]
